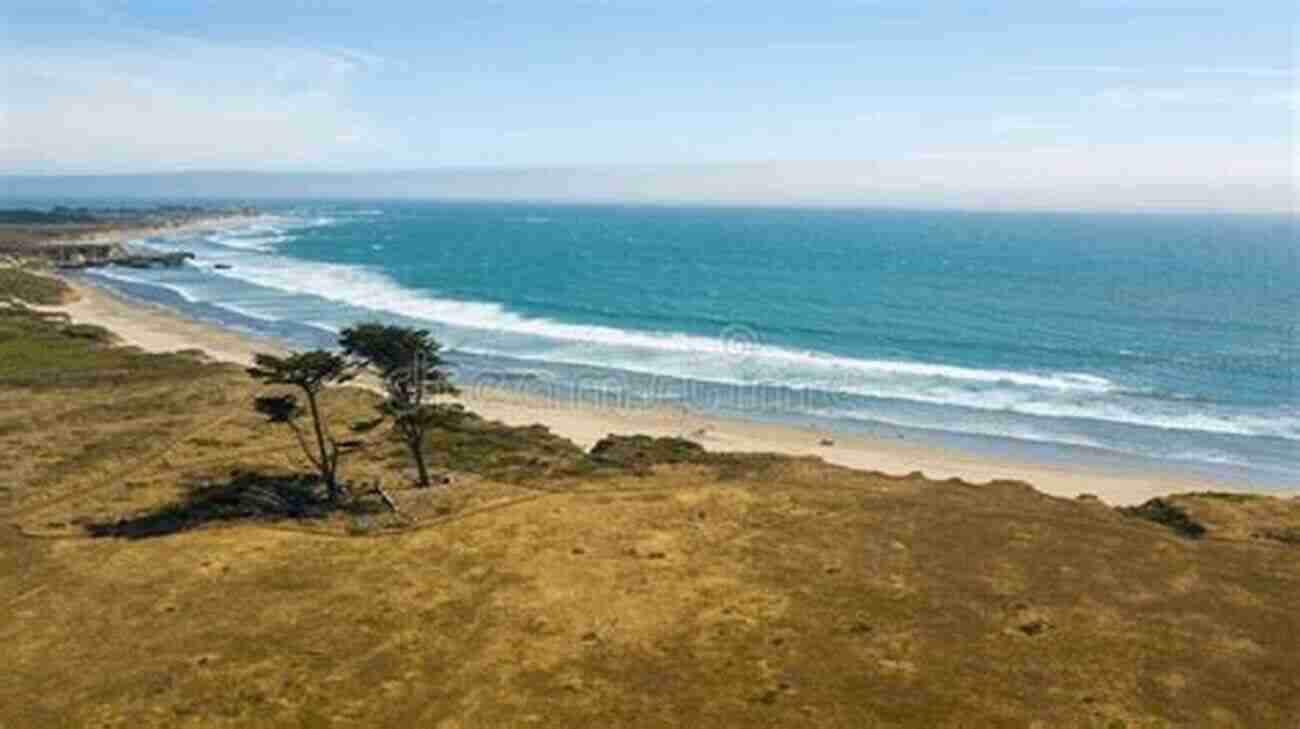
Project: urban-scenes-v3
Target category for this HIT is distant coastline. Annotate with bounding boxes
[0,204,266,266]
[4,168,1296,215]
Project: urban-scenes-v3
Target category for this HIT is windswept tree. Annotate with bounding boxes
[340,323,459,487]
[248,351,356,501]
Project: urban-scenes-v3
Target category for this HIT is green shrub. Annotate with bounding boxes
[1256,527,1300,546]
[1118,499,1207,539]
[61,323,114,342]
[587,434,706,474]
[0,268,71,305]
[1184,491,1261,503]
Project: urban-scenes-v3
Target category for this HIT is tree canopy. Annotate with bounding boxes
[247,351,356,500]
[340,323,458,486]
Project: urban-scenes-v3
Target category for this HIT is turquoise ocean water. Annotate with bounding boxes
[35,200,1299,489]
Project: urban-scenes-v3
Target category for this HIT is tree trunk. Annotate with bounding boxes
[410,434,431,487]
[303,387,339,500]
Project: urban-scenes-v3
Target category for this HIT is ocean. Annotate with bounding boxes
[46,200,1300,489]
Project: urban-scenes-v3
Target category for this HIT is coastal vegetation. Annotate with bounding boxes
[1118,497,1209,539]
[339,322,459,488]
[3,272,1300,727]
[248,351,357,502]
[0,266,77,305]
[0,205,249,267]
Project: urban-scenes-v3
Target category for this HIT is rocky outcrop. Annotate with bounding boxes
[56,249,195,270]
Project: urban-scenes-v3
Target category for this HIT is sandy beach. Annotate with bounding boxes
[45,276,1281,507]
[49,213,278,249]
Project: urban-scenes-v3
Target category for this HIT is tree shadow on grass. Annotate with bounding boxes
[86,470,387,539]
[1117,498,1207,539]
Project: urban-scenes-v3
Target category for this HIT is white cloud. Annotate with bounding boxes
[1092,85,1298,111]
[0,36,408,173]
[987,116,1060,135]
[0,34,1292,213]
[1021,64,1292,79]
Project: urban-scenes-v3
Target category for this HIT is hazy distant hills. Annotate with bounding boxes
[0,169,599,201]
[2,165,1291,214]
[1,166,843,203]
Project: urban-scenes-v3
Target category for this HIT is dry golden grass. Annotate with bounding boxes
[2,305,1299,728]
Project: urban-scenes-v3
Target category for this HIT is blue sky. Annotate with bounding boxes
[2,1,1295,211]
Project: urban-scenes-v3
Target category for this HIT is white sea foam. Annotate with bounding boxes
[453,346,1300,440]
[136,212,339,256]
[808,407,1111,449]
[87,268,202,304]
[305,321,342,334]
[196,255,1114,387]
[819,407,1297,472]
[1163,450,1257,469]
[92,243,1300,444]
[204,232,291,252]
[213,302,283,323]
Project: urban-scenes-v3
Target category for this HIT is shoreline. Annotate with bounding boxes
[54,212,276,250]
[50,275,1292,507]
[121,213,290,246]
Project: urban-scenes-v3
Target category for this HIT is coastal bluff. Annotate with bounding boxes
[0,205,252,268]
[2,268,1299,728]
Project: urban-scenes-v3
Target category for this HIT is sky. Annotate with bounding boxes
[1,1,1296,212]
